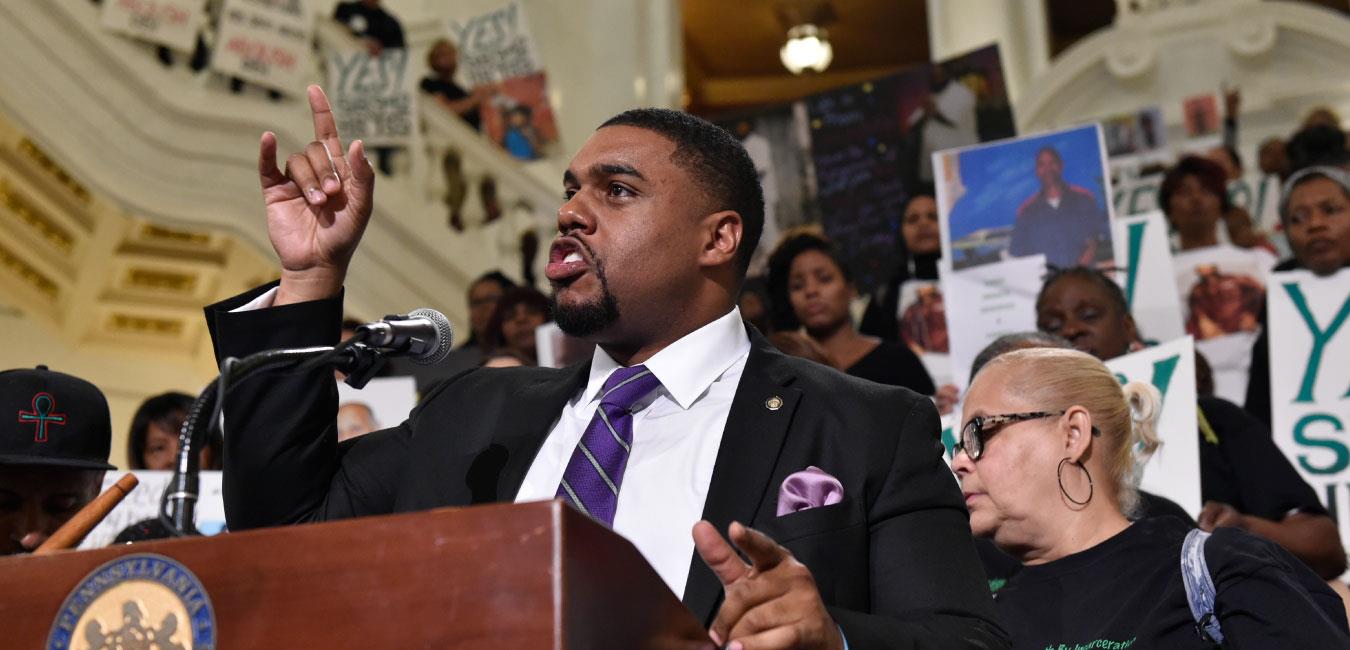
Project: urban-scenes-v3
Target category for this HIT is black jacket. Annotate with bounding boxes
[205,284,1008,649]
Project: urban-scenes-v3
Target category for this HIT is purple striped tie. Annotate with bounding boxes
[556,364,662,526]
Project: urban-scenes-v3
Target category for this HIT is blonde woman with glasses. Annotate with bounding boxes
[952,348,1348,648]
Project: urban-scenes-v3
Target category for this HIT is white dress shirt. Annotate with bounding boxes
[236,288,752,596]
[515,307,751,597]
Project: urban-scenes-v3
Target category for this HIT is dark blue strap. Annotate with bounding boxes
[1181,528,1225,645]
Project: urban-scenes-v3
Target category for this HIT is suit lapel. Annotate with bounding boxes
[681,333,800,623]
[490,361,590,502]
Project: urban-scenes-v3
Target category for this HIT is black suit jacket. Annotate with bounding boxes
[206,284,1007,649]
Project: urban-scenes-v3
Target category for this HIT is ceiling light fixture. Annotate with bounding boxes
[780,24,833,74]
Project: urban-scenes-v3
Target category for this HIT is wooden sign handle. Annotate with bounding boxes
[34,473,139,555]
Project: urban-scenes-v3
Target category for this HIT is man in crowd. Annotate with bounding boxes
[1008,146,1111,269]
[206,86,1006,648]
[0,365,113,555]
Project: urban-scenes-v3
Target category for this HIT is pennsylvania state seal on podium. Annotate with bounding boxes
[46,553,216,650]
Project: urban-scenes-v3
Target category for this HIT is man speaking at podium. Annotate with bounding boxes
[206,86,1006,649]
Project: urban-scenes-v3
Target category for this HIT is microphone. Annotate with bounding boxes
[356,308,454,365]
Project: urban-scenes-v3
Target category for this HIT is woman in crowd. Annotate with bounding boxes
[484,286,551,366]
[954,347,1348,647]
[1247,166,1350,426]
[127,392,222,471]
[767,231,935,395]
[860,191,942,342]
[1035,266,1346,579]
[1160,155,1274,256]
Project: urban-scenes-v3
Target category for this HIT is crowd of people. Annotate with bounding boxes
[3,41,1349,647]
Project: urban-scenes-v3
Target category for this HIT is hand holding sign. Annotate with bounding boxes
[258,85,376,306]
[693,521,844,650]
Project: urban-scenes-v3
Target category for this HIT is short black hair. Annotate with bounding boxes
[485,285,552,352]
[127,392,193,470]
[1158,155,1232,216]
[765,231,851,331]
[1036,146,1062,163]
[599,109,764,277]
[1287,125,1350,174]
[1036,266,1130,319]
[471,270,516,293]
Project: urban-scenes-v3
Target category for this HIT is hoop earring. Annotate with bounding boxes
[1057,457,1094,506]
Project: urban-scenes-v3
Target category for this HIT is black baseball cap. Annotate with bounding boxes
[0,365,114,470]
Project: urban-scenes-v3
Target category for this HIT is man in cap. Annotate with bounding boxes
[0,365,114,554]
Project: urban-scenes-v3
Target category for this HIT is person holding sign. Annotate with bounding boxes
[421,39,489,131]
[1036,267,1347,579]
[1245,166,1350,429]
[953,348,1348,647]
[767,231,937,398]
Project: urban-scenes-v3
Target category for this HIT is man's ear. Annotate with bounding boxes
[699,210,743,269]
[1062,406,1095,463]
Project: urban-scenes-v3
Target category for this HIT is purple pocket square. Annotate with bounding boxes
[776,466,844,516]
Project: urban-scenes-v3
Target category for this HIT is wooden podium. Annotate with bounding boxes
[0,500,712,648]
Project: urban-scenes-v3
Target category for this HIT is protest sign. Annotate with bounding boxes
[1102,107,1166,159]
[1113,211,1186,342]
[446,0,543,86]
[1105,337,1202,516]
[1113,173,1282,242]
[897,279,952,386]
[336,376,417,441]
[80,471,224,549]
[1172,243,1277,402]
[805,78,909,293]
[480,72,560,161]
[1268,269,1350,544]
[936,124,1114,272]
[1182,94,1220,138]
[940,255,1046,389]
[101,0,203,52]
[212,0,315,94]
[444,1,559,161]
[325,48,416,147]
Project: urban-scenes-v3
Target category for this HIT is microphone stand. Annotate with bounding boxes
[161,340,389,536]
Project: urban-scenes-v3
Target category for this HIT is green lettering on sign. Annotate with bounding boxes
[1294,413,1348,475]
[941,424,957,459]
[1122,220,1147,309]
[1283,282,1350,403]
[1112,356,1179,405]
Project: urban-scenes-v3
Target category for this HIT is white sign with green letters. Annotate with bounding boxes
[1269,269,1350,540]
[1112,211,1185,343]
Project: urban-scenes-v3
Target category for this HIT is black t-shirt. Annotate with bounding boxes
[995,516,1348,649]
[1197,396,1328,519]
[1244,256,1304,428]
[844,340,936,395]
[420,77,481,130]
[333,2,405,48]
[979,490,1194,593]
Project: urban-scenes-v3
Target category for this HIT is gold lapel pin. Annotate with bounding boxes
[765,396,784,411]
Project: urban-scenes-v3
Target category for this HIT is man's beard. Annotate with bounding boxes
[550,258,620,338]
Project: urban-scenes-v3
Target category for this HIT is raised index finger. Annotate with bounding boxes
[307,86,344,158]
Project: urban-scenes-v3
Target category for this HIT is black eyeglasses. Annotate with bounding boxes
[955,411,1100,461]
